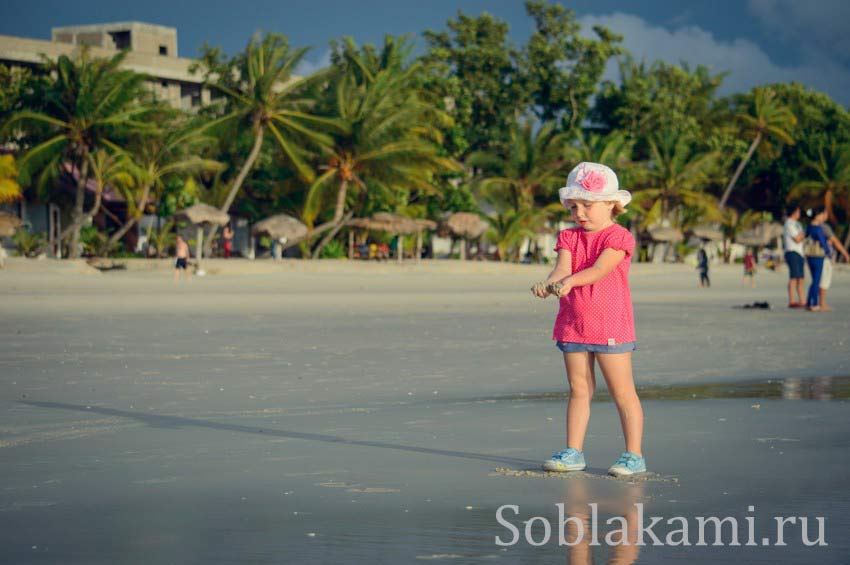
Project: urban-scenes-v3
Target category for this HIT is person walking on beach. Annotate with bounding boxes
[530,162,645,477]
[221,225,233,259]
[804,207,831,311]
[783,204,805,307]
[743,249,757,288]
[818,220,850,311]
[174,234,191,283]
[697,247,710,287]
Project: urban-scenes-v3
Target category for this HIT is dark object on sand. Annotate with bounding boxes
[86,257,127,271]
[733,301,771,310]
[87,258,127,271]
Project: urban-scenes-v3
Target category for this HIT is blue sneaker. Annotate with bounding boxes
[543,447,586,472]
[608,452,646,477]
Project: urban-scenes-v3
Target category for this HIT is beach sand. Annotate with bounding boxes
[1,259,848,563]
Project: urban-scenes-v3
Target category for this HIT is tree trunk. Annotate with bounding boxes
[66,157,90,259]
[206,124,265,257]
[824,189,836,225]
[842,224,850,257]
[309,179,350,259]
[330,178,349,226]
[98,183,153,256]
[195,226,204,266]
[310,208,354,259]
[718,132,762,210]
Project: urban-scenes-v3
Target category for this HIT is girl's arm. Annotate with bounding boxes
[554,248,627,297]
[546,248,572,283]
[531,249,571,298]
[828,234,850,262]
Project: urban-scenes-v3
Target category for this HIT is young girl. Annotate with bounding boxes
[531,162,645,477]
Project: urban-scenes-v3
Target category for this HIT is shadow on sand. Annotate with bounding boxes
[20,399,545,469]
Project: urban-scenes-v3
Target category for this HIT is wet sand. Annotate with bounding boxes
[1,260,848,563]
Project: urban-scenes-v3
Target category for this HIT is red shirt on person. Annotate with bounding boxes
[552,224,636,345]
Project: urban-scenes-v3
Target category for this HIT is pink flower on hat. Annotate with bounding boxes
[579,170,607,193]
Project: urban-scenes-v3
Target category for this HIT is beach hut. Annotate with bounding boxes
[445,212,488,260]
[252,214,308,259]
[175,203,230,264]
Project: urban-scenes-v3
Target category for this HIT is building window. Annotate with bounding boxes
[161,81,168,89]
[159,45,168,56]
[109,31,131,50]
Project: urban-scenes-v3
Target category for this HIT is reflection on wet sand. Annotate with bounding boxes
[560,479,647,565]
[478,374,850,404]
[781,376,836,400]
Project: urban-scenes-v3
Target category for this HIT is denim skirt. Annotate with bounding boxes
[555,341,637,354]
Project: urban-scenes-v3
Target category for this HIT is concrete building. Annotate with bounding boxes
[0,22,212,111]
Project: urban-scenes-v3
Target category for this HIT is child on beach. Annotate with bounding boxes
[697,247,710,287]
[531,162,645,477]
[174,234,191,283]
[743,249,756,288]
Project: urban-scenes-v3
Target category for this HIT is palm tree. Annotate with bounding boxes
[484,208,543,262]
[98,115,222,255]
[304,37,458,258]
[469,118,570,215]
[3,49,149,258]
[718,87,796,210]
[788,139,850,248]
[86,147,136,229]
[631,132,720,229]
[198,33,337,247]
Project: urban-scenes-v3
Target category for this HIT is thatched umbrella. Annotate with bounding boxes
[735,222,783,248]
[175,203,230,263]
[691,225,724,241]
[445,212,488,260]
[347,213,418,263]
[0,211,23,238]
[252,214,308,259]
[647,226,684,243]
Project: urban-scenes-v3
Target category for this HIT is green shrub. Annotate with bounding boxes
[319,239,347,259]
[80,225,109,256]
[12,230,46,257]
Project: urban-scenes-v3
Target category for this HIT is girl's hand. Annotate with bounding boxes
[549,281,572,298]
[531,281,550,298]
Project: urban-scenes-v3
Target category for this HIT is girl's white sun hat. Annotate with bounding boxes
[558,162,632,208]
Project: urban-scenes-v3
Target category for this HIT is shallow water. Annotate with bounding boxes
[470,374,850,404]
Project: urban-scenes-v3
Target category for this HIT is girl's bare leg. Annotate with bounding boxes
[596,352,643,456]
[564,352,596,451]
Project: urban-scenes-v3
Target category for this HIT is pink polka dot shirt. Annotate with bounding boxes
[552,224,636,345]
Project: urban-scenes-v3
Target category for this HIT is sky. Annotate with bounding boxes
[3,0,850,105]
